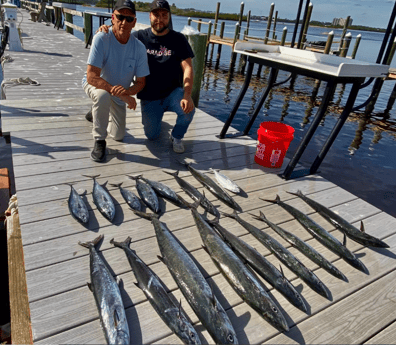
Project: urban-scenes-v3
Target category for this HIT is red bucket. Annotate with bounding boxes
[255,121,295,168]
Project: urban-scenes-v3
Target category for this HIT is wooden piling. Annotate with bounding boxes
[339,32,352,58]
[300,2,313,49]
[84,12,92,46]
[197,18,202,32]
[339,15,351,50]
[215,21,225,66]
[205,21,213,62]
[350,34,361,59]
[213,2,220,35]
[229,23,240,71]
[264,3,274,44]
[238,2,245,28]
[280,26,287,46]
[187,17,192,26]
[245,10,251,39]
[272,10,278,40]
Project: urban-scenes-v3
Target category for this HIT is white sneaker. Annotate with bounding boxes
[170,135,185,153]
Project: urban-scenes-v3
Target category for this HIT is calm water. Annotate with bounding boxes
[73,7,396,218]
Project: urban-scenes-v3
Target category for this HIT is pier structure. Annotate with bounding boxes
[1,6,396,345]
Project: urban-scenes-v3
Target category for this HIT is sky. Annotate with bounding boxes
[174,0,395,29]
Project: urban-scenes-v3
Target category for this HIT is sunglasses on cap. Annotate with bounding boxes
[115,14,136,23]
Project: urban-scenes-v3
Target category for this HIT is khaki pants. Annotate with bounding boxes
[83,82,126,141]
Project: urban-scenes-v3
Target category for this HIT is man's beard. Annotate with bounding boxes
[152,21,169,33]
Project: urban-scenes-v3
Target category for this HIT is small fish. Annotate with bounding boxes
[187,200,289,332]
[222,210,331,300]
[261,195,369,274]
[127,175,160,213]
[110,237,201,345]
[83,174,115,221]
[79,235,129,344]
[251,211,347,282]
[180,160,242,211]
[67,183,89,224]
[164,170,220,218]
[133,210,238,345]
[288,190,389,248]
[109,182,142,211]
[209,168,240,194]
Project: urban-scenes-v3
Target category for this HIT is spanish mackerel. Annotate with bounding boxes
[262,195,369,274]
[79,235,129,344]
[133,210,238,345]
[187,202,289,332]
[127,175,160,213]
[164,170,220,218]
[67,183,89,224]
[110,237,201,345]
[208,217,307,313]
[222,211,331,300]
[209,168,241,194]
[288,190,389,248]
[181,160,242,211]
[109,182,142,211]
[135,174,186,208]
[83,175,115,221]
[251,211,347,282]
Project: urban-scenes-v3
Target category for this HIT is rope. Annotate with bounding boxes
[1,54,13,70]
[1,77,40,99]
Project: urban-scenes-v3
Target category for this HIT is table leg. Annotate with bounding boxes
[218,60,254,139]
[310,81,361,174]
[280,80,337,180]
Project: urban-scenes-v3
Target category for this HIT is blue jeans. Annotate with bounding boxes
[140,87,195,140]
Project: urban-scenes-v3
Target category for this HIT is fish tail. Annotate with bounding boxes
[109,182,123,188]
[248,211,263,221]
[82,174,101,180]
[78,234,103,249]
[221,209,239,220]
[175,158,188,167]
[126,174,142,181]
[132,209,159,220]
[110,236,132,250]
[176,194,190,208]
[259,194,281,204]
[163,170,179,177]
[286,190,304,197]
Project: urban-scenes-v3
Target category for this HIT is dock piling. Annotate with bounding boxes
[350,34,362,59]
[339,32,352,58]
[264,3,274,44]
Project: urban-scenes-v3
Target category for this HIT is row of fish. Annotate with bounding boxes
[73,165,388,344]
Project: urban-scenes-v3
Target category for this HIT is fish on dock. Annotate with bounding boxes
[180,160,242,212]
[127,175,160,214]
[209,168,241,194]
[287,190,389,248]
[207,217,308,314]
[164,170,220,218]
[67,183,89,224]
[222,210,331,300]
[79,235,130,345]
[261,195,369,274]
[83,174,115,222]
[251,211,347,282]
[187,201,289,332]
[110,236,201,345]
[109,182,142,212]
[132,210,238,344]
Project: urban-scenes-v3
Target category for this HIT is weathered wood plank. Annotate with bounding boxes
[364,320,396,344]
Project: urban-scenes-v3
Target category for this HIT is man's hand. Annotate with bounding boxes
[110,85,128,97]
[118,94,137,110]
[97,25,111,34]
[180,95,194,114]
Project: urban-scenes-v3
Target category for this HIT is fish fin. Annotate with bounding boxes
[163,170,178,177]
[360,221,365,233]
[109,182,123,188]
[178,299,182,320]
[343,232,347,246]
[201,245,210,255]
[248,212,260,220]
[157,255,167,265]
[110,237,132,249]
[220,210,237,219]
[82,174,100,180]
[286,190,299,197]
[279,265,286,280]
[87,282,93,292]
[259,195,280,204]
[132,209,158,220]
[78,234,103,249]
[134,282,143,290]
[114,310,120,327]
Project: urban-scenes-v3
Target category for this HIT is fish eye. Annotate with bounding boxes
[272,306,278,313]
[189,332,195,339]
[227,334,234,343]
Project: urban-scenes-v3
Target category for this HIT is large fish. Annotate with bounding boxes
[209,168,241,194]
[127,175,160,213]
[135,174,186,208]
[79,235,130,345]
[67,183,89,224]
[222,211,331,300]
[83,174,115,222]
[208,217,308,313]
[251,211,347,282]
[110,237,201,345]
[109,182,142,212]
[164,170,220,218]
[288,190,389,248]
[133,210,238,345]
[261,195,369,274]
[187,202,289,332]
[181,160,242,212]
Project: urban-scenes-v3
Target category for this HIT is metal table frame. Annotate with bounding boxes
[219,54,366,180]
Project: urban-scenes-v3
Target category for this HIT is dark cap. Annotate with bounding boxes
[114,0,136,14]
[150,0,171,12]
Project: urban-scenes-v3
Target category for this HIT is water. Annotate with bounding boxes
[73,7,396,218]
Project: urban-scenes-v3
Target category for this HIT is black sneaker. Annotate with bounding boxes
[91,140,106,162]
[85,109,93,122]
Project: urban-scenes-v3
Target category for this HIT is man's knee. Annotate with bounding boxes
[95,90,111,106]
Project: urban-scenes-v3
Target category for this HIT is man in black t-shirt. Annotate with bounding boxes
[132,0,195,153]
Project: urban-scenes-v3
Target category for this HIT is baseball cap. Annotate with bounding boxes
[114,0,136,14]
[150,0,171,12]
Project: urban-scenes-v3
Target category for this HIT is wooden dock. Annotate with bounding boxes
[2,10,396,345]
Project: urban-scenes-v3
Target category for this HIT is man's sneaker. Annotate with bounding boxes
[170,135,185,154]
[91,140,106,162]
[85,109,93,122]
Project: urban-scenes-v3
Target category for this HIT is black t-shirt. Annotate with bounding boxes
[132,28,194,100]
